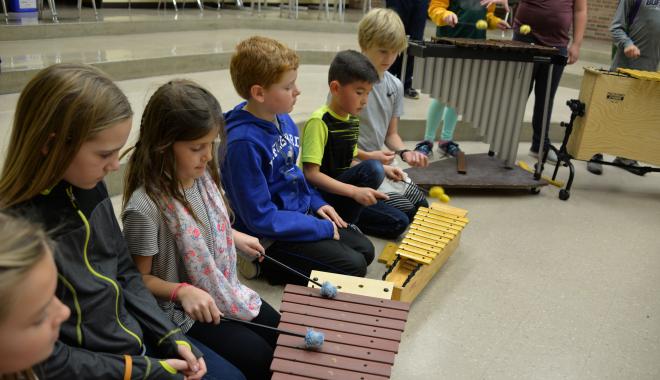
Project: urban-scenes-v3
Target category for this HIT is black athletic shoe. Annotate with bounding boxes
[404,88,419,99]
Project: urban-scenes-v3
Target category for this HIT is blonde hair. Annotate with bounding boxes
[358,8,408,53]
[123,80,229,221]
[0,213,52,380]
[0,63,133,208]
[230,36,300,100]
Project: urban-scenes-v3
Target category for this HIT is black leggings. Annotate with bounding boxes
[263,226,375,286]
[187,300,280,380]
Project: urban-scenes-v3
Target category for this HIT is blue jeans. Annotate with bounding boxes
[513,33,568,152]
[357,200,410,240]
[320,159,385,224]
[187,337,246,380]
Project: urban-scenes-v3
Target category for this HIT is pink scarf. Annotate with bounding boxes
[161,170,261,320]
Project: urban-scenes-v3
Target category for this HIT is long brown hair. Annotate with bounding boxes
[122,80,229,220]
[0,213,52,380]
[0,64,133,208]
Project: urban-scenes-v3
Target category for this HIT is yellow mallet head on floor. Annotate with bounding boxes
[476,20,488,30]
[429,186,451,203]
[520,24,532,35]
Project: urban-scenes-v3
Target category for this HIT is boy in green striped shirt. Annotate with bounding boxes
[301,50,405,226]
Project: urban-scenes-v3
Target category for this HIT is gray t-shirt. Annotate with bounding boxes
[122,183,214,333]
[357,71,404,152]
[610,0,660,71]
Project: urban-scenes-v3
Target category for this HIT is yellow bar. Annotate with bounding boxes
[412,220,458,237]
[414,216,463,233]
[402,238,442,253]
[396,249,432,265]
[399,244,438,259]
[410,225,454,240]
[417,210,467,227]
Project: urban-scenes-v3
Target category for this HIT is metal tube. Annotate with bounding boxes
[431,57,443,99]
[440,57,453,102]
[464,59,480,122]
[412,56,425,90]
[457,58,472,116]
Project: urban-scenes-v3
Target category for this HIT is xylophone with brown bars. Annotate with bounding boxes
[270,284,410,380]
[379,202,469,303]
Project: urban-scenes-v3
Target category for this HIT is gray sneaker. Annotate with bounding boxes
[528,148,558,163]
[587,154,603,175]
[236,253,261,280]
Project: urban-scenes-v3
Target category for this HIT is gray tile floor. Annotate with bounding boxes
[4,7,660,379]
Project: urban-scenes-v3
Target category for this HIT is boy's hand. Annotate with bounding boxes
[332,222,340,240]
[624,44,640,59]
[402,151,429,167]
[384,165,405,181]
[176,344,207,379]
[352,187,389,206]
[317,205,348,229]
[480,0,509,12]
[443,13,458,27]
[178,285,223,324]
[234,231,265,261]
[371,150,396,165]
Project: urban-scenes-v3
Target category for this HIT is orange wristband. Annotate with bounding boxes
[170,282,190,302]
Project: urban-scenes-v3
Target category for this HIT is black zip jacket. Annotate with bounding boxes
[9,181,202,379]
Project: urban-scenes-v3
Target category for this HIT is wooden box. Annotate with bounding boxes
[566,68,660,166]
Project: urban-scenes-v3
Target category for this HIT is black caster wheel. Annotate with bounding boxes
[559,189,570,200]
[530,187,541,194]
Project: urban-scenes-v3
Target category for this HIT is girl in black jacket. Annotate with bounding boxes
[0,63,244,380]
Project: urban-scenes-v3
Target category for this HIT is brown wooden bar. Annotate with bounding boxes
[271,284,410,379]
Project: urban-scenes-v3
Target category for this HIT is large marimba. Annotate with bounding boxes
[271,284,410,379]
[405,38,567,190]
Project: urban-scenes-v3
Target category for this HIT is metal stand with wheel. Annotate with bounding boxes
[546,99,660,201]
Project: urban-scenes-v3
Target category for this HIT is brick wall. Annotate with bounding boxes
[348,0,383,9]
[586,0,619,40]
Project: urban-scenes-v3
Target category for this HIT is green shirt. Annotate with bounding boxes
[436,2,488,39]
[301,104,360,179]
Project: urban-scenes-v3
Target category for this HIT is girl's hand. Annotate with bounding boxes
[384,165,405,181]
[317,205,348,229]
[176,344,207,380]
[332,222,340,240]
[162,359,190,377]
[496,19,510,30]
[234,231,265,261]
[480,0,509,12]
[443,13,458,27]
[177,285,223,324]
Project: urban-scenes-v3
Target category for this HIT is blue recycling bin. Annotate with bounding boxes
[8,0,38,12]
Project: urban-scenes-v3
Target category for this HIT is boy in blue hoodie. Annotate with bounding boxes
[222,36,375,286]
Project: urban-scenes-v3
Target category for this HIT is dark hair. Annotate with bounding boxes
[328,50,379,86]
[122,80,228,221]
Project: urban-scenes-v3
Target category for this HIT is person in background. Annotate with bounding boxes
[512,0,587,164]
[587,0,659,176]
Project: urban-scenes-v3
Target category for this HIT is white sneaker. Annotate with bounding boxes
[529,149,557,163]
[236,253,260,280]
